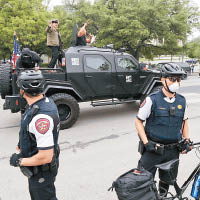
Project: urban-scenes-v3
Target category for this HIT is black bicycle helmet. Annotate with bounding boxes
[161,63,186,77]
[17,70,45,96]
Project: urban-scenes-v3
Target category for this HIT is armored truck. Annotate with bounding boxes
[0,46,162,130]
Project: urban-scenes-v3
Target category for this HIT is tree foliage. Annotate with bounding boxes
[186,37,200,59]
[0,0,199,61]
[0,0,49,59]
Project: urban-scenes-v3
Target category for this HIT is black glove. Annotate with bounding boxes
[144,141,156,152]
[10,153,22,167]
[177,139,193,153]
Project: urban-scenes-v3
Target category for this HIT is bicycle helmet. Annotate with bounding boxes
[161,63,186,77]
[17,70,45,96]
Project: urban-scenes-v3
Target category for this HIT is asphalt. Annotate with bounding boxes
[0,75,200,200]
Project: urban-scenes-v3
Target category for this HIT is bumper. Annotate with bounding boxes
[3,95,22,113]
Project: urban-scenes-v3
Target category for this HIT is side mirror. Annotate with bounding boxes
[139,63,147,71]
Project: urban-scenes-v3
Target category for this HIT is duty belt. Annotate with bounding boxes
[159,142,178,150]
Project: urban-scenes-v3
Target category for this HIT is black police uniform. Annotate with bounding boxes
[16,48,43,73]
[137,89,186,193]
[18,96,60,200]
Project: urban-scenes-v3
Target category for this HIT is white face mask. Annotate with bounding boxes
[168,82,180,93]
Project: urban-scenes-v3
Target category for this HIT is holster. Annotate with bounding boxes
[155,145,164,155]
[138,140,145,155]
[20,167,33,179]
[49,155,58,176]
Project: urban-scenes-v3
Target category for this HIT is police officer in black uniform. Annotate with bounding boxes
[16,48,43,73]
[135,63,192,196]
[9,70,60,200]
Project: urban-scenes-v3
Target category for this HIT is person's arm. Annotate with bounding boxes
[182,119,189,140]
[36,57,43,67]
[78,26,86,37]
[45,21,53,33]
[32,52,43,67]
[182,103,189,139]
[20,149,53,166]
[21,114,55,166]
[135,118,148,144]
[86,34,92,43]
[135,97,153,144]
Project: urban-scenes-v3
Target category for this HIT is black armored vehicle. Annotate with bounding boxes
[0,46,162,129]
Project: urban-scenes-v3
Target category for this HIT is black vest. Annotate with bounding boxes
[19,97,60,158]
[145,91,186,144]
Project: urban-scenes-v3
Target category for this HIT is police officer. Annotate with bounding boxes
[9,70,60,200]
[16,48,43,73]
[135,63,192,196]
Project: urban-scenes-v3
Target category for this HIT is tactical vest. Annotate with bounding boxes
[19,97,60,158]
[145,91,186,144]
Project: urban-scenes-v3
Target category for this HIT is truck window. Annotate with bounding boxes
[85,55,111,72]
[117,57,137,71]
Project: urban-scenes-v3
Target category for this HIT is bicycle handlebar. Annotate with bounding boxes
[192,142,200,146]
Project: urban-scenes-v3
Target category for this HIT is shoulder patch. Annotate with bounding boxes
[140,99,146,108]
[35,118,50,134]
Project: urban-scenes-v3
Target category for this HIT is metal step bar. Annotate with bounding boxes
[91,98,136,107]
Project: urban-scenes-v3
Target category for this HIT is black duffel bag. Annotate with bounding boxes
[109,168,158,200]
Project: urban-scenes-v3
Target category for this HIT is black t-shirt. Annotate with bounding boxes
[76,35,86,46]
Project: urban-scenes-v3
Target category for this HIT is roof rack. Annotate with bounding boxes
[77,47,115,53]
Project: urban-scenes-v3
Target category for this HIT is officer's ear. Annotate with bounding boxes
[161,77,166,85]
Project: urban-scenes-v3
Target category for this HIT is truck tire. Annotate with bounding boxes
[51,93,80,130]
[0,64,12,99]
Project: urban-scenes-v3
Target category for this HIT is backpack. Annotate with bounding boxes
[109,168,158,200]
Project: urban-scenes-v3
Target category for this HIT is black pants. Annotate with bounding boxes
[48,46,59,68]
[138,147,179,195]
[28,170,57,200]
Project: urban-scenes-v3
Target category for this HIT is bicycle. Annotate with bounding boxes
[155,142,200,200]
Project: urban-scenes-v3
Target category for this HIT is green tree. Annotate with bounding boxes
[0,0,50,58]
[57,0,200,60]
[93,0,200,60]
[186,37,200,59]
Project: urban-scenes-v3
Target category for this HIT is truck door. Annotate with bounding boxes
[83,54,113,97]
[115,56,140,96]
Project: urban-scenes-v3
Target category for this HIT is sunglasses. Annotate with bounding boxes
[168,77,181,82]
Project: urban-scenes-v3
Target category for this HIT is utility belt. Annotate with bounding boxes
[20,145,60,179]
[138,139,178,155]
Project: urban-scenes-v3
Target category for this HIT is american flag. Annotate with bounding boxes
[11,33,21,69]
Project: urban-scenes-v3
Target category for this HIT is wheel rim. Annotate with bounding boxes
[57,104,71,121]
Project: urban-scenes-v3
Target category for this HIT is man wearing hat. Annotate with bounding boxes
[46,19,62,69]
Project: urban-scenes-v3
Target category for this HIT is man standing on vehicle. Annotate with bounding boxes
[76,21,92,46]
[9,70,60,200]
[16,48,43,73]
[46,19,62,69]
[135,63,192,196]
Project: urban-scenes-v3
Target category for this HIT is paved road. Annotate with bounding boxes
[0,76,200,200]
